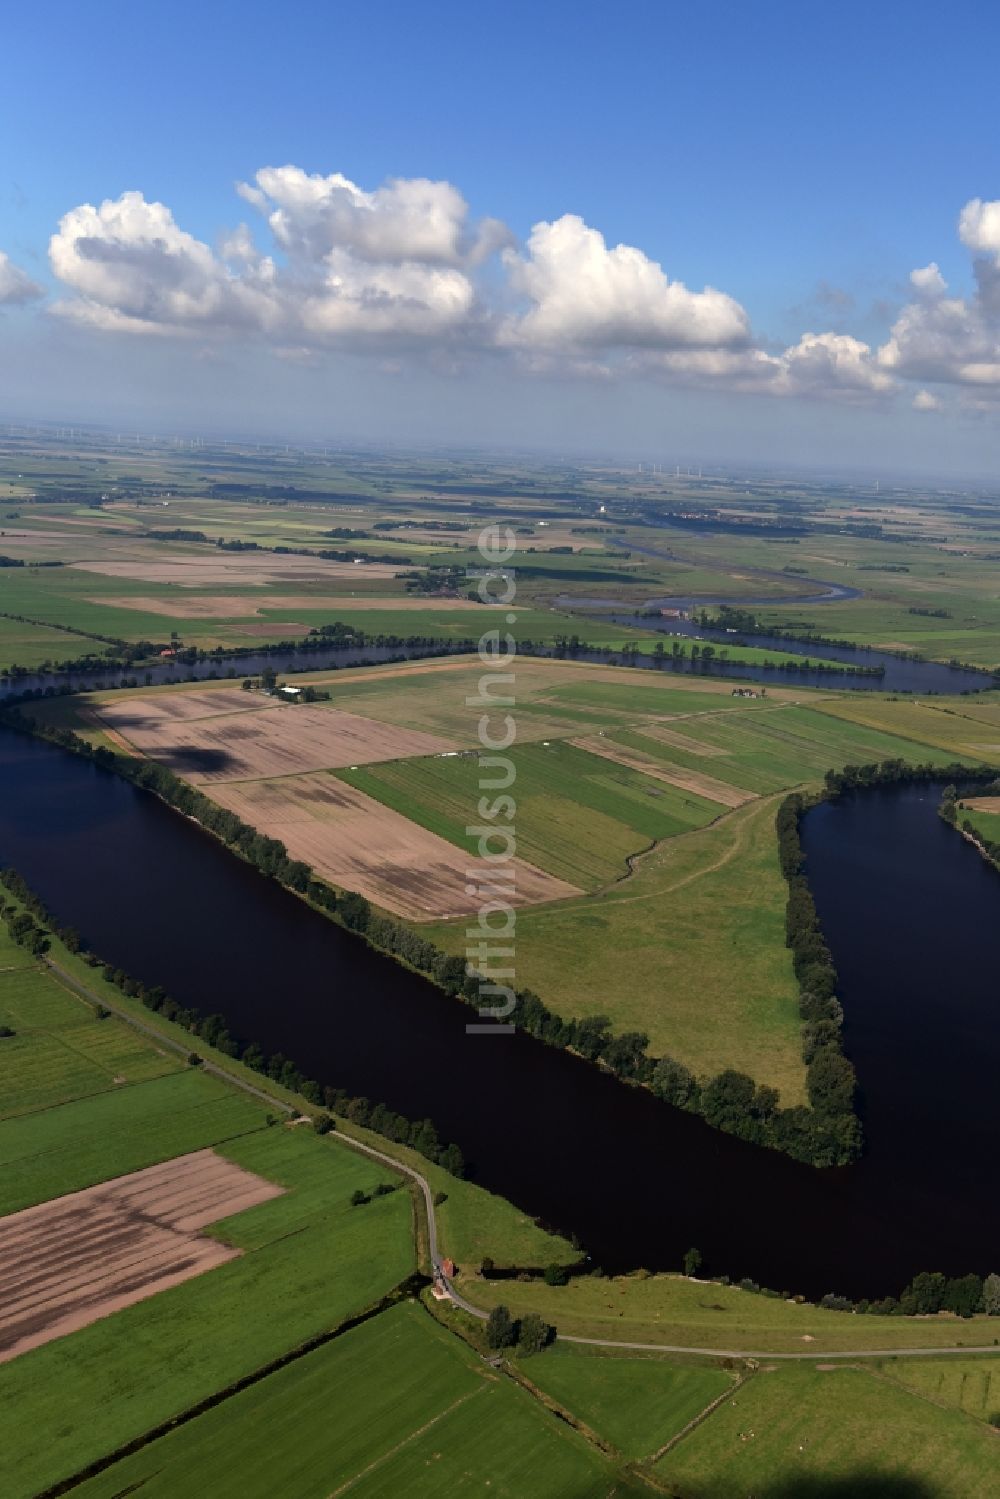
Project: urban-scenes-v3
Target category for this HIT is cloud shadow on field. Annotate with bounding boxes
[152,746,238,775]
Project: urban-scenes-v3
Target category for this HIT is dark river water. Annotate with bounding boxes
[1,731,997,1300]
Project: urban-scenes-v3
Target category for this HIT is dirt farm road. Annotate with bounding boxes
[44,960,1000,1365]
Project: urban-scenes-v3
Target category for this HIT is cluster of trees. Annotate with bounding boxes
[400,564,465,595]
[350,1181,398,1207]
[817,1270,1000,1319]
[0,870,52,956]
[146,529,208,543]
[485,1304,554,1354]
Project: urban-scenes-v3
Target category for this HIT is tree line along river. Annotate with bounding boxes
[1,726,998,1299]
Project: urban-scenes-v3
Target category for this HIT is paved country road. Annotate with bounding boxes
[46,959,1000,1364]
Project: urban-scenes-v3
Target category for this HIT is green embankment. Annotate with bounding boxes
[457,1270,1000,1355]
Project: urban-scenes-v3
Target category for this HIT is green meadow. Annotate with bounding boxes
[519,1341,733,1458]
[0,942,180,1121]
[340,739,721,889]
[69,1303,638,1499]
[655,1361,1000,1497]
[0,1068,267,1215]
[878,1354,1000,1423]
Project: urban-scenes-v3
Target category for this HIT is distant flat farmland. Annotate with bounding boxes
[205,772,581,918]
[70,555,403,585]
[95,697,460,781]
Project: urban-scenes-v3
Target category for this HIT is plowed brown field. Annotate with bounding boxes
[95,699,459,781]
[0,1150,284,1364]
[205,773,582,918]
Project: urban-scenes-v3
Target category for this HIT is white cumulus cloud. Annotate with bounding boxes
[49,191,279,335]
[878,198,1000,395]
[239,164,510,268]
[502,214,750,352]
[958,198,1000,261]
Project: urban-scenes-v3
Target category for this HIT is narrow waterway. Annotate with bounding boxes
[552,613,990,694]
[1,730,997,1299]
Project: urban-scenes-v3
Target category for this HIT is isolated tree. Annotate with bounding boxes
[683,1247,703,1278]
[486,1304,516,1350]
[518,1313,552,1355]
[543,1263,569,1287]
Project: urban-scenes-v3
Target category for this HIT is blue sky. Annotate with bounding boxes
[4,0,1000,474]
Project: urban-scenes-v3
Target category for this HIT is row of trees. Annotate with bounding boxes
[822,757,1000,797]
[0,872,52,956]
[334,881,861,1168]
[818,1269,1000,1319]
[550,632,867,678]
[775,790,861,1153]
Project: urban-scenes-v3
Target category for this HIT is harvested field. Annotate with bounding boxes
[93,687,279,725]
[0,1150,284,1364]
[205,773,581,918]
[70,556,402,585]
[87,593,483,617]
[95,699,457,780]
[963,796,1000,814]
[570,735,754,808]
